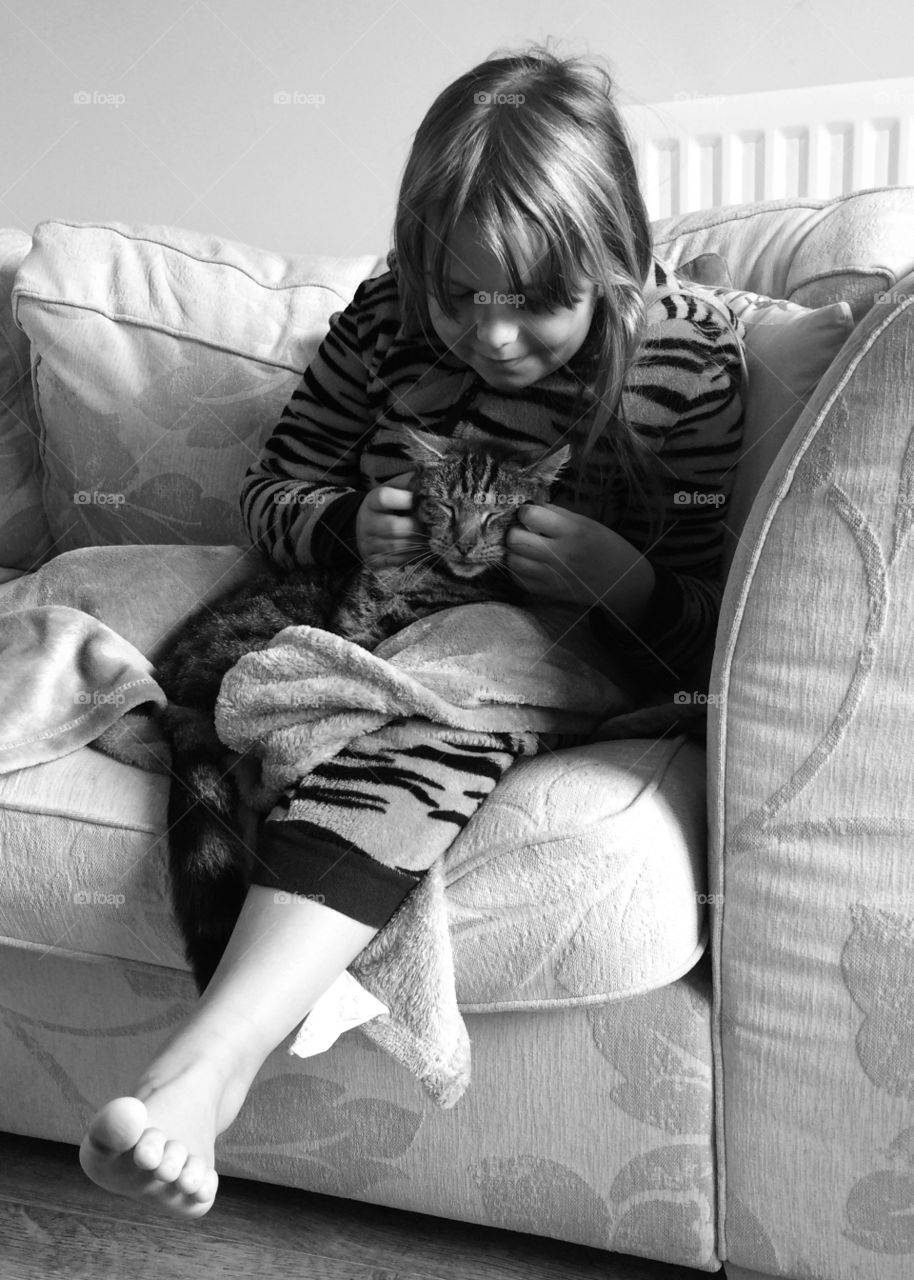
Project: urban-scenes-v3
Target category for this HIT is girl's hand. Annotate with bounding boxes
[506,503,656,625]
[355,471,424,568]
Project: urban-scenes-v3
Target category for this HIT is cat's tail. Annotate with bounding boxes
[159,702,256,992]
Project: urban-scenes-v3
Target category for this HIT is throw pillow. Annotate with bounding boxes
[676,251,734,288]
[0,229,53,571]
[12,221,386,554]
[686,283,854,576]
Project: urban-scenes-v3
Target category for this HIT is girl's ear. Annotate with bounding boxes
[401,427,450,465]
[520,442,572,488]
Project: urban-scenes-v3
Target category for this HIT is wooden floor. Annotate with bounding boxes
[0,1130,713,1280]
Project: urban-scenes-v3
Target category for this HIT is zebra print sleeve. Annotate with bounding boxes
[239,271,398,569]
[594,279,747,692]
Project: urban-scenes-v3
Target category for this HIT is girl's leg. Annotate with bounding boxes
[79,887,377,1218]
[80,727,536,1219]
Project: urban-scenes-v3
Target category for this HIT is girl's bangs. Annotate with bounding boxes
[419,188,596,318]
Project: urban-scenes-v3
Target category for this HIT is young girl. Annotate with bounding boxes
[79,44,745,1218]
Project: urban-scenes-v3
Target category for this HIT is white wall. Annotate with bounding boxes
[2,0,913,256]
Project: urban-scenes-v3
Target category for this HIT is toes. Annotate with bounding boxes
[85,1096,148,1156]
[175,1154,208,1196]
[79,1089,219,1218]
[194,1167,219,1206]
[154,1140,189,1183]
[132,1128,167,1171]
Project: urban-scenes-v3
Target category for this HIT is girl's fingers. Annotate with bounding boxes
[516,502,567,536]
[506,552,552,583]
[376,486,415,511]
[506,527,562,563]
[379,514,418,538]
[383,470,416,491]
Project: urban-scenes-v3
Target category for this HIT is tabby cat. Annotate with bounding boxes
[156,428,570,989]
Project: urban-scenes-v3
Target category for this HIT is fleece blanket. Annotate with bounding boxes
[0,605,166,774]
[213,601,634,1106]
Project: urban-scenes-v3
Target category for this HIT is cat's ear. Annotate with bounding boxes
[401,428,451,466]
[519,443,572,488]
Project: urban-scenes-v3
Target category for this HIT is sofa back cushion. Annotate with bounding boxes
[12,221,385,554]
[686,284,854,575]
[0,229,53,572]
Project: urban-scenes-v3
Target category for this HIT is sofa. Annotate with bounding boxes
[0,188,913,1280]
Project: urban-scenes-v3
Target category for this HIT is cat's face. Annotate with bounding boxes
[405,430,570,579]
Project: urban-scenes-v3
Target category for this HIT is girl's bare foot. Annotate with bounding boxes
[79,1033,254,1219]
[78,886,380,1220]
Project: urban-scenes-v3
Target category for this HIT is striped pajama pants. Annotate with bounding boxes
[250,727,541,928]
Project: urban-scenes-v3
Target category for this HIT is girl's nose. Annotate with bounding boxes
[474,304,520,351]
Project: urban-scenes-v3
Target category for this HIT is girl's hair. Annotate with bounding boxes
[393,42,661,528]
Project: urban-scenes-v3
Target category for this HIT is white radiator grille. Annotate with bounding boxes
[621,78,914,219]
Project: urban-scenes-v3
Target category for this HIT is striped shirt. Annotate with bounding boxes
[240,253,746,689]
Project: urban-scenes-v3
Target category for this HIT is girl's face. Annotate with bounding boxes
[426,219,597,389]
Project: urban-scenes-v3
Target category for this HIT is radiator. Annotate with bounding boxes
[621,77,914,219]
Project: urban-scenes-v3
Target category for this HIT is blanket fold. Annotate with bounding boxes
[215,602,631,807]
[0,606,166,774]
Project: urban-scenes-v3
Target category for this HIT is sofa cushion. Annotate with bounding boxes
[0,733,708,1009]
[11,221,385,555]
[0,229,52,572]
[652,188,914,322]
[686,284,854,575]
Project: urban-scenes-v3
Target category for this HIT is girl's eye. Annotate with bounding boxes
[525,292,584,315]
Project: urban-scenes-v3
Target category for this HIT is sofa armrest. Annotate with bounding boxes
[707,277,914,1279]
